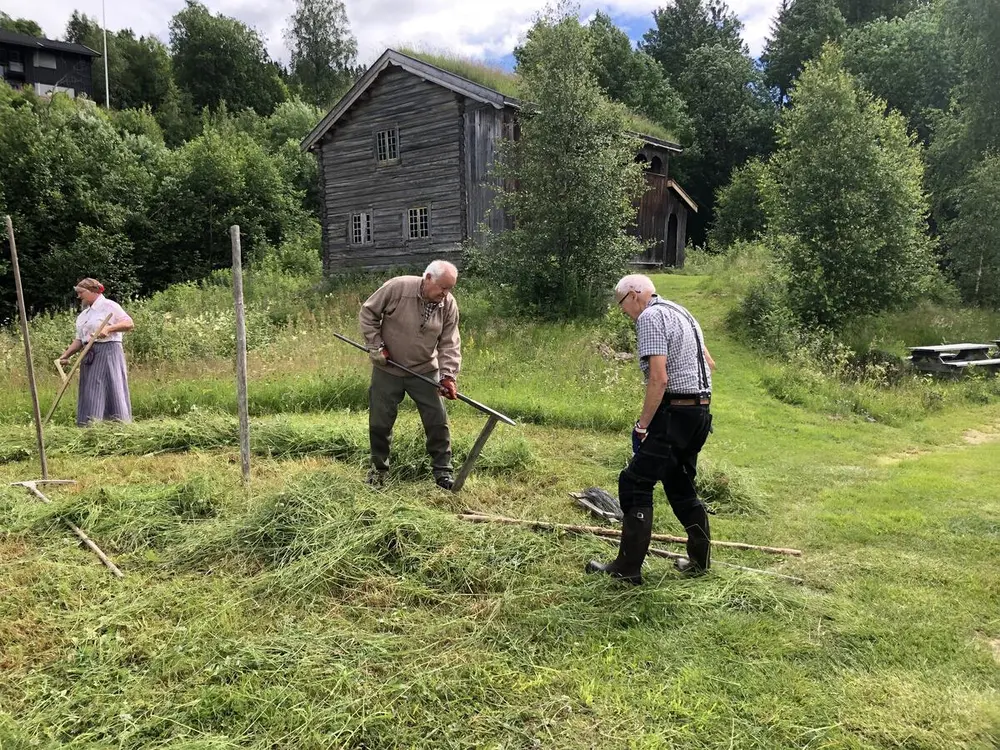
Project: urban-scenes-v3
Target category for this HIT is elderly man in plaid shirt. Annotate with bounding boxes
[588,274,717,583]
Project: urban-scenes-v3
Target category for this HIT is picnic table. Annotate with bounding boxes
[908,343,1000,376]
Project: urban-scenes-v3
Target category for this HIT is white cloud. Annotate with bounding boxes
[3,0,780,66]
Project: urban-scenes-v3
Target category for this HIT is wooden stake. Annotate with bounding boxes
[13,480,124,578]
[457,513,803,557]
[6,216,47,479]
[230,225,250,484]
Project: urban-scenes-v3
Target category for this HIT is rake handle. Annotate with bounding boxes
[44,313,113,425]
[613,540,804,583]
[333,332,516,426]
[457,513,803,557]
[16,481,124,578]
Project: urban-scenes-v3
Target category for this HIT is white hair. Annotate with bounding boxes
[614,274,655,299]
[424,259,458,281]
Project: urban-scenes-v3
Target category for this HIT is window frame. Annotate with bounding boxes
[34,51,58,70]
[34,83,76,98]
[350,211,373,245]
[406,206,430,240]
[374,127,399,165]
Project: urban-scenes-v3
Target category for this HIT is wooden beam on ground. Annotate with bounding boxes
[12,480,124,578]
[457,513,803,557]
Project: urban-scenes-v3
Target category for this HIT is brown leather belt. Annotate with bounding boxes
[668,397,711,406]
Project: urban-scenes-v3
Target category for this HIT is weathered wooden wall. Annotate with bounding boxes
[463,103,515,245]
[319,65,464,273]
[633,172,669,264]
[634,145,672,178]
[631,172,689,268]
[666,192,689,267]
[315,61,688,272]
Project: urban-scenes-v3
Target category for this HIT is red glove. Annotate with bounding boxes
[369,346,389,366]
[439,376,458,400]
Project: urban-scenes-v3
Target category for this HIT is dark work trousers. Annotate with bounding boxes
[369,366,453,477]
[619,403,713,567]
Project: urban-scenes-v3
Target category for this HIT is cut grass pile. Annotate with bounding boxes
[0,471,842,748]
[1,412,534,481]
[2,456,997,748]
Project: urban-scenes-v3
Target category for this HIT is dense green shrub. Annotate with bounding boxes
[477,10,645,318]
[0,85,315,321]
[766,45,936,328]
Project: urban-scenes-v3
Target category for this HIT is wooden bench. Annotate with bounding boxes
[908,343,994,375]
[943,358,1000,370]
[936,358,1000,378]
[909,343,993,361]
[906,352,958,361]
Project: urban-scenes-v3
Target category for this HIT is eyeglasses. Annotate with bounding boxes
[616,290,632,306]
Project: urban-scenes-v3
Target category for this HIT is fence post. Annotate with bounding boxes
[230,225,251,484]
[6,215,47,479]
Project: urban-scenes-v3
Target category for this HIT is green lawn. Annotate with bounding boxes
[0,273,997,748]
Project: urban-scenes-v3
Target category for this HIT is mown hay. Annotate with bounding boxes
[38,412,534,480]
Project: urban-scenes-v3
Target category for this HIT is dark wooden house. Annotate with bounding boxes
[301,49,697,274]
[0,30,99,99]
[633,145,699,268]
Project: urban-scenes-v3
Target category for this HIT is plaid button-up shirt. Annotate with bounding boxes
[420,299,441,327]
[636,295,711,394]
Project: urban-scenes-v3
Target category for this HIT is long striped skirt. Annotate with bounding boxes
[77,341,132,427]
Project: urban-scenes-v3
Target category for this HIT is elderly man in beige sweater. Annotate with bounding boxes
[359,259,462,489]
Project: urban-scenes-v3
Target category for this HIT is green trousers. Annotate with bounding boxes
[369,366,453,477]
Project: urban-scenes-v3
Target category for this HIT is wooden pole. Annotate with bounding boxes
[6,216,47,480]
[230,225,251,484]
[43,313,112,425]
[457,513,803,557]
[451,414,498,493]
[15,480,124,578]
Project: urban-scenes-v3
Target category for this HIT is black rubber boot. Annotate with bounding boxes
[674,506,711,577]
[366,469,388,488]
[586,506,653,585]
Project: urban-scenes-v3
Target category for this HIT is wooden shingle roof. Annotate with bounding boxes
[301,48,683,154]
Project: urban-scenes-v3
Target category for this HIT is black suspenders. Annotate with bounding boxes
[652,298,711,394]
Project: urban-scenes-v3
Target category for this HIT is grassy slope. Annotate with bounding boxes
[0,274,997,749]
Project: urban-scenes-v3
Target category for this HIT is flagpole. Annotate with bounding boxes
[101,0,110,108]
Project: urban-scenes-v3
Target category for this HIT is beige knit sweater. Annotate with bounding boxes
[359,276,461,379]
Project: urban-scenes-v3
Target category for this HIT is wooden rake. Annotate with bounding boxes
[458,513,805,584]
[5,216,122,579]
[44,313,112,425]
[333,332,517,492]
